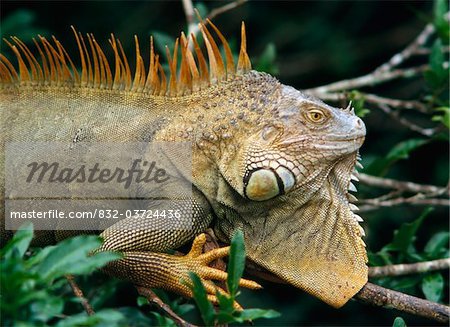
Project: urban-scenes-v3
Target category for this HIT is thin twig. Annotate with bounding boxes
[306,65,430,95]
[355,282,449,323]
[415,46,450,55]
[136,286,196,327]
[359,196,450,212]
[246,262,449,322]
[181,0,197,37]
[183,0,248,39]
[314,92,429,114]
[377,103,438,137]
[208,0,247,21]
[363,94,429,113]
[375,23,435,73]
[66,274,95,316]
[359,174,448,194]
[369,259,450,278]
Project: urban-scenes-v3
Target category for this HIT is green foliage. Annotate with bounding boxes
[365,138,428,176]
[189,230,280,325]
[137,292,194,327]
[432,0,449,43]
[432,106,450,129]
[0,223,124,326]
[392,316,407,327]
[255,43,279,75]
[226,229,246,296]
[421,272,444,302]
[382,207,433,255]
[424,231,450,259]
[0,9,48,42]
[369,207,448,302]
[424,39,449,92]
[348,91,371,118]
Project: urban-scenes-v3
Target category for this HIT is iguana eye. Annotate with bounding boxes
[244,167,296,201]
[306,109,326,124]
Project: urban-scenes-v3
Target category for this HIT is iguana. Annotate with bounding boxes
[0,20,368,308]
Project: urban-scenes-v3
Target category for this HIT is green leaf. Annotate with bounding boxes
[425,39,449,89]
[366,139,428,176]
[433,0,449,43]
[238,308,281,321]
[432,107,450,129]
[216,290,234,313]
[424,231,450,258]
[383,207,433,254]
[55,309,126,327]
[348,91,371,118]
[392,316,407,327]
[227,230,246,297]
[150,312,177,327]
[116,307,153,327]
[189,272,215,326]
[176,303,195,316]
[422,273,444,302]
[151,31,176,58]
[36,235,121,280]
[137,296,149,307]
[1,222,34,260]
[430,39,445,75]
[386,139,428,162]
[388,275,422,292]
[255,43,279,75]
[30,296,64,322]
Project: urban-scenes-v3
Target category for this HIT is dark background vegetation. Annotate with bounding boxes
[1,1,448,326]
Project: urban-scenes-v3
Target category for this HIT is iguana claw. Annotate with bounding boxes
[168,233,261,307]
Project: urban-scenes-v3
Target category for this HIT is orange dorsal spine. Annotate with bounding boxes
[0,22,252,97]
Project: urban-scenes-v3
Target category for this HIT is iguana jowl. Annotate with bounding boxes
[0,21,368,307]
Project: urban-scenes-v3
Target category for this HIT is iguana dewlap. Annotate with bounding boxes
[0,21,367,308]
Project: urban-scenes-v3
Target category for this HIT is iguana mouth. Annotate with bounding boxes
[329,135,365,142]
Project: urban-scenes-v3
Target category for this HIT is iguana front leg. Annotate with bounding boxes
[97,188,260,302]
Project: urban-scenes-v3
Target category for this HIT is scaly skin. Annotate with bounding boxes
[0,23,367,308]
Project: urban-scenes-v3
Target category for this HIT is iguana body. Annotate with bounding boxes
[0,21,367,307]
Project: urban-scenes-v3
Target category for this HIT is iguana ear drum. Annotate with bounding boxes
[244,166,296,201]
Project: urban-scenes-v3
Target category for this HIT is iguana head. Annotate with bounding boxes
[214,72,368,308]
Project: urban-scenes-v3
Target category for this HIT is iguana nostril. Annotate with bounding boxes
[356,118,363,129]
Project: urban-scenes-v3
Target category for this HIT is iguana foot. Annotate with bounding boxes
[167,233,262,306]
[101,233,261,307]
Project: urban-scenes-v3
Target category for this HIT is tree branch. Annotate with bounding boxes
[358,195,450,212]
[66,274,95,316]
[357,174,449,211]
[359,174,448,194]
[355,282,449,324]
[208,0,247,21]
[374,23,435,73]
[305,65,430,95]
[181,0,196,37]
[376,103,438,137]
[247,262,449,323]
[369,259,450,278]
[136,286,196,327]
[181,0,248,40]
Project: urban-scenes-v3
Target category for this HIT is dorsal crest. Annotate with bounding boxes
[0,21,252,97]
